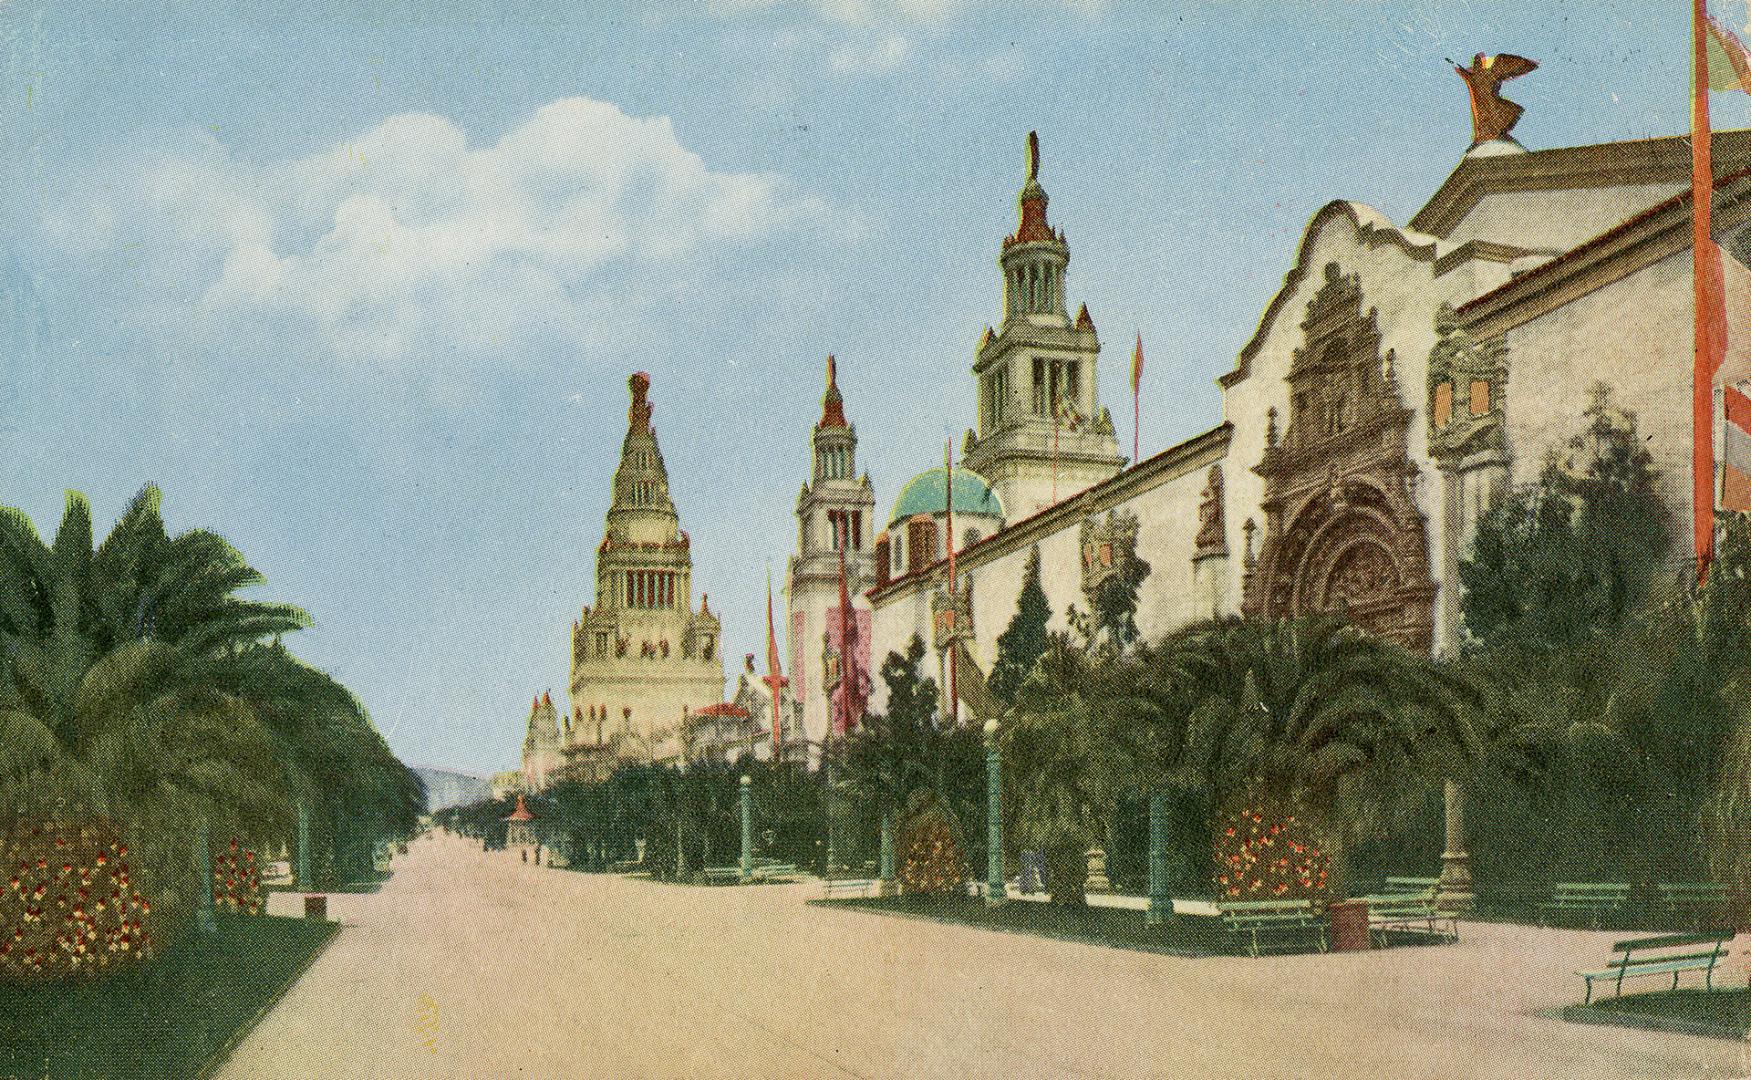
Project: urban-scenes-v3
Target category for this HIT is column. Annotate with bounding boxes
[739,775,753,881]
[296,801,311,893]
[984,719,1006,905]
[1437,779,1475,915]
[1147,787,1170,926]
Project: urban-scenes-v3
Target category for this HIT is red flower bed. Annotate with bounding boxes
[1212,802,1330,902]
[898,800,967,896]
[0,820,157,981]
[211,839,263,916]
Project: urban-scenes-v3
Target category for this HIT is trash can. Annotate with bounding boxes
[304,894,328,921]
[1328,899,1370,952]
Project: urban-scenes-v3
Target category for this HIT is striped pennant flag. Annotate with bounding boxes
[1726,384,1751,511]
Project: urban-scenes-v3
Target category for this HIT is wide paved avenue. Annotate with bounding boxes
[217,833,1749,1079]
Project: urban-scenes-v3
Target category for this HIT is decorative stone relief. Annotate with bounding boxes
[1194,465,1228,559]
[1426,303,1508,465]
[1241,263,1437,653]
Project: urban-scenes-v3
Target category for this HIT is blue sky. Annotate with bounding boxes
[4,0,1748,774]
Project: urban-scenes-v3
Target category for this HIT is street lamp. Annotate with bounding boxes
[739,775,753,882]
[983,718,1006,906]
[1146,787,1170,927]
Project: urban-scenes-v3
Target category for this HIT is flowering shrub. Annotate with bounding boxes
[212,839,263,915]
[1212,801,1330,902]
[897,795,967,896]
[0,820,157,981]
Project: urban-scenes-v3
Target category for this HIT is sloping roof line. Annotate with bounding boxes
[1221,201,1442,390]
[1456,164,1751,323]
[1411,129,1751,238]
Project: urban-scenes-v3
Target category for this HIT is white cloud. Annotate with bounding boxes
[829,34,912,72]
[713,0,1098,24]
[714,0,1099,74]
[53,99,815,365]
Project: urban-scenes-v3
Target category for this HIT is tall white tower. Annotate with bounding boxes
[786,356,876,756]
[961,132,1124,518]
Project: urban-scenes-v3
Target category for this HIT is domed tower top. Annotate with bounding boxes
[1000,131,1069,322]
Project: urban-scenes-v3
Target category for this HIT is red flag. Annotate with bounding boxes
[1694,0,1732,579]
[834,542,863,736]
[1725,385,1751,511]
[1706,11,1751,93]
[944,440,955,588]
[1131,332,1144,463]
[765,571,784,754]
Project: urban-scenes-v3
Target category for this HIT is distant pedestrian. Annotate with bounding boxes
[521,849,528,863]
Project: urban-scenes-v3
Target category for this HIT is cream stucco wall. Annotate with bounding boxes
[1494,249,1751,553]
[1440,182,1685,251]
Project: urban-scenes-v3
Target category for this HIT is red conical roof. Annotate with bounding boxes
[505,794,535,822]
[818,354,848,429]
[1009,131,1055,244]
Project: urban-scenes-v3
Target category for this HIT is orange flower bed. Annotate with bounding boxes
[0,820,157,981]
[1212,803,1330,902]
[899,812,967,896]
[211,839,263,916]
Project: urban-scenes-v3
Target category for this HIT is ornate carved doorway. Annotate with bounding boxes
[1241,263,1436,653]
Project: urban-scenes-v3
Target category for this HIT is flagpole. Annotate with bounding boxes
[1132,331,1143,465]
[1693,0,1727,582]
[765,569,782,758]
[1051,409,1060,505]
[945,439,958,725]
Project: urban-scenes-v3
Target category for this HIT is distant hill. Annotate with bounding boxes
[412,766,494,812]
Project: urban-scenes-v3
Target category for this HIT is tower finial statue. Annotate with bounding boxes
[1026,130,1040,182]
[1452,53,1538,146]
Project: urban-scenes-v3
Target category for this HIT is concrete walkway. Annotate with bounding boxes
[216,833,1751,1079]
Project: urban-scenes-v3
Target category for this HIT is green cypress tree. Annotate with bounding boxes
[989,545,1051,705]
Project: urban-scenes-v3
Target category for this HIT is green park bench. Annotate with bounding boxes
[821,878,878,898]
[1540,882,1631,927]
[1577,931,1733,1003]
[749,863,797,882]
[609,858,644,873]
[701,866,742,884]
[1381,876,1439,898]
[1218,899,1328,958]
[1657,882,1730,928]
[1363,892,1457,944]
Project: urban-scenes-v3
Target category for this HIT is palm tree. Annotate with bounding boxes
[0,487,421,924]
[1003,632,1156,904]
[1156,616,1485,894]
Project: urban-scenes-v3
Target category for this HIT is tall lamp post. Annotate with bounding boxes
[1146,787,1170,926]
[739,774,753,882]
[295,800,311,893]
[983,718,1006,906]
[824,737,838,877]
[879,809,895,885]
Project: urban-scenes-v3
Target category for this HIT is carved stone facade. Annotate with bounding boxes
[1427,304,1508,466]
[1241,263,1437,653]
[1193,465,1228,559]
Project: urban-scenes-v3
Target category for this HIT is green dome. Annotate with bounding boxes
[887,467,1003,528]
